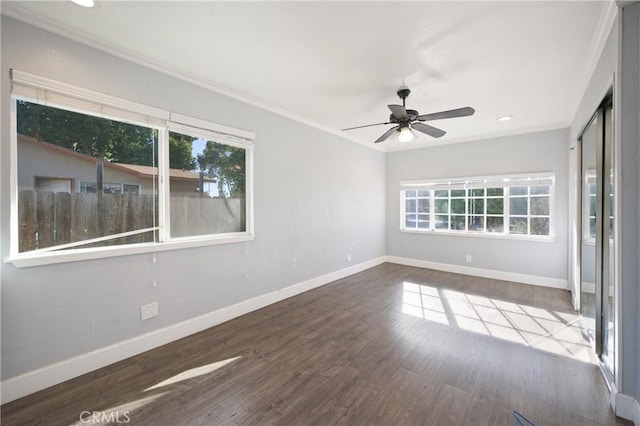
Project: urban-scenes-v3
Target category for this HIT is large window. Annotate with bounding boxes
[401,173,554,238]
[9,70,254,266]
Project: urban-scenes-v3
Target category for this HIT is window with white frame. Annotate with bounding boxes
[10,70,254,265]
[80,182,141,195]
[401,173,554,238]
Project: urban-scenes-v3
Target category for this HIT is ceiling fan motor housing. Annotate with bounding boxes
[389,109,419,124]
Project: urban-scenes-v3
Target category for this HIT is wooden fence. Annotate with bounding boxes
[18,190,243,253]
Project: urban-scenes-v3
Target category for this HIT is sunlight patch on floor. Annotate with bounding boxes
[401,282,449,325]
[400,281,593,362]
[144,356,242,392]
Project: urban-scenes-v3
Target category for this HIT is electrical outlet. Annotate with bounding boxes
[465,254,472,263]
[141,301,158,320]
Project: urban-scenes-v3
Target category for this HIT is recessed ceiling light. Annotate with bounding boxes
[497,115,513,122]
[71,0,94,7]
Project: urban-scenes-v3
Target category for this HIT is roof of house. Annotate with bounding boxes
[18,134,215,182]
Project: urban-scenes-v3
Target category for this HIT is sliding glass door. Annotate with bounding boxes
[580,114,597,346]
[579,95,615,378]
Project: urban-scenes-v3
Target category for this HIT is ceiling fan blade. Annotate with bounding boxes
[388,104,408,121]
[413,122,446,138]
[375,126,399,143]
[418,107,475,122]
[342,121,392,131]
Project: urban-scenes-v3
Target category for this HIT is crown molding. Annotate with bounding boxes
[0,3,384,153]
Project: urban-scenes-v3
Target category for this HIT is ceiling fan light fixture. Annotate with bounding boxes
[71,0,95,7]
[398,126,414,143]
[497,115,513,122]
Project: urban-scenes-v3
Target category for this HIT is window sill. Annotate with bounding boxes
[5,233,255,268]
[399,228,556,242]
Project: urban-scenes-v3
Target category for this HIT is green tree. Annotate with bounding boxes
[17,100,195,170]
[197,140,245,197]
[169,132,196,170]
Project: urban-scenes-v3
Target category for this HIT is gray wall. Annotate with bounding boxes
[618,1,640,401]
[386,129,569,281]
[0,17,386,379]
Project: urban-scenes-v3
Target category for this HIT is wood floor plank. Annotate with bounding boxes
[462,393,514,426]
[424,383,472,426]
[1,263,630,426]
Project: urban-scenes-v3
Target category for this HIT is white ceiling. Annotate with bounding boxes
[2,1,613,151]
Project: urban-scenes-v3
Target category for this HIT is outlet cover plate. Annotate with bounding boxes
[141,301,158,320]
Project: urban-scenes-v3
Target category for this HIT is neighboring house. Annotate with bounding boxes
[17,134,214,196]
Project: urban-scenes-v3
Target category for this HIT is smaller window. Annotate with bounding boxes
[80,182,141,195]
[167,130,247,239]
[400,173,554,239]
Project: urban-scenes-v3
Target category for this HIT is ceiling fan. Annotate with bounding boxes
[342,86,475,143]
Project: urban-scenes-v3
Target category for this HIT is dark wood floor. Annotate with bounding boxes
[1,263,629,425]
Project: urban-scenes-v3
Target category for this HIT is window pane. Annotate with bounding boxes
[451,198,465,214]
[169,132,246,238]
[435,190,449,198]
[487,216,504,233]
[486,198,503,214]
[469,188,484,197]
[16,100,158,253]
[417,221,428,229]
[406,198,417,213]
[435,215,449,229]
[468,198,484,214]
[417,190,429,197]
[417,198,430,213]
[123,184,140,194]
[530,186,550,195]
[468,216,484,231]
[451,215,466,230]
[451,189,465,197]
[80,182,97,194]
[406,190,417,197]
[530,196,550,216]
[417,214,429,221]
[406,219,417,228]
[589,195,596,217]
[530,218,549,235]
[510,217,528,234]
[511,186,527,196]
[510,197,528,215]
[487,187,504,196]
[590,218,596,239]
[435,199,449,214]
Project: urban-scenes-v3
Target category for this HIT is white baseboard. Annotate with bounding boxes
[615,391,640,425]
[0,256,386,404]
[385,256,568,290]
